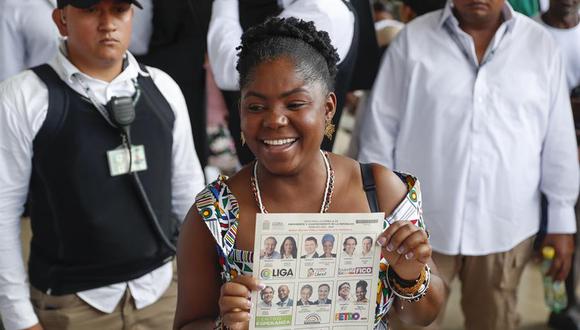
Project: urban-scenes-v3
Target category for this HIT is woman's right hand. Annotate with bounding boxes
[219,275,263,330]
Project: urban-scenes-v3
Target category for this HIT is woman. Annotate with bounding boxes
[280,236,297,259]
[342,236,357,257]
[319,234,336,258]
[356,280,369,303]
[174,17,443,330]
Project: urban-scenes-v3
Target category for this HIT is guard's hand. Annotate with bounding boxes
[377,220,430,280]
[541,233,574,281]
[219,275,262,330]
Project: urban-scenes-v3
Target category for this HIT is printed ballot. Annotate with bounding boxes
[250,213,384,330]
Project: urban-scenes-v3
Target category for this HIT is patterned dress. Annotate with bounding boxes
[195,173,425,330]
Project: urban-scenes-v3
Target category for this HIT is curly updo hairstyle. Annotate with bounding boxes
[236,16,340,93]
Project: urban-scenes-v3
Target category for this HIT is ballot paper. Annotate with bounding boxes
[250,213,384,330]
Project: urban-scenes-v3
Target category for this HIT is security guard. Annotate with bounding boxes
[0,0,204,329]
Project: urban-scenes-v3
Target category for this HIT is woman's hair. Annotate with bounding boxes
[280,236,298,258]
[356,280,368,293]
[343,236,357,250]
[260,285,274,299]
[236,16,340,92]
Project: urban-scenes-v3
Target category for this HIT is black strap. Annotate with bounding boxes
[137,64,175,132]
[360,163,380,213]
[31,64,69,158]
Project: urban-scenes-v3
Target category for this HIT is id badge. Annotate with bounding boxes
[107,145,148,176]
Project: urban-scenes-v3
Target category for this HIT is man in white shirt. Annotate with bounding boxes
[0,0,204,329]
[357,0,579,329]
[0,0,59,81]
[207,0,356,164]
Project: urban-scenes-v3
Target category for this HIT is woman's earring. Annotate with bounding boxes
[324,121,335,140]
[241,132,246,146]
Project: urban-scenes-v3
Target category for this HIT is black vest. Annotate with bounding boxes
[28,64,176,295]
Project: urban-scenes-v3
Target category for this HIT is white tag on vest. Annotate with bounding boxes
[107,145,148,176]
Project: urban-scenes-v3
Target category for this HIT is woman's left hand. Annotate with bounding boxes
[376,220,431,280]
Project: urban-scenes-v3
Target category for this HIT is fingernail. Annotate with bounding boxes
[377,237,387,246]
[246,300,253,308]
[386,243,394,252]
[397,246,405,254]
[405,252,414,260]
[247,312,252,319]
[257,282,266,290]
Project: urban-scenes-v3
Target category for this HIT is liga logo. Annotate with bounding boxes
[260,268,294,280]
[304,313,322,324]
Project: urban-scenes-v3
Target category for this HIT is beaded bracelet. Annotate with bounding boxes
[385,264,431,302]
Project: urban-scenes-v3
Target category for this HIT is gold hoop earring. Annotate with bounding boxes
[324,121,335,140]
[241,132,246,146]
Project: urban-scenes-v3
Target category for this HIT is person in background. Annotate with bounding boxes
[132,0,212,170]
[536,0,580,328]
[0,0,204,329]
[508,0,540,16]
[373,0,404,49]
[358,0,579,329]
[0,0,59,81]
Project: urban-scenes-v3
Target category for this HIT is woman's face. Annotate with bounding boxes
[356,286,366,301]
[283,239,294,254]
[344,238,356,255]
[322,240,334,255]
[240,56,336,176]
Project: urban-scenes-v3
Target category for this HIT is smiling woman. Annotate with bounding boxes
[174,17,445,330]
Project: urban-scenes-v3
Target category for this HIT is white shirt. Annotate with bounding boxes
[129,0,153,56]
[0,0,59,81]
[534,17,580,91]
[0,42,205,330]
[207,0,355,90]
[357,3,579,256]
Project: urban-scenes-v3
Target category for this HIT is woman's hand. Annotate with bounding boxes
[377,220,431,280]
[219,275,263,330]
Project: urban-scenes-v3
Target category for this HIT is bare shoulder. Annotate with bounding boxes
[371,163,407,215]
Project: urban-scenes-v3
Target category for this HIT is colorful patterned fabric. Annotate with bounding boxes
[195,172,425,330]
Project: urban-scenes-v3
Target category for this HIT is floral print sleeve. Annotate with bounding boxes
[374,173,425,330]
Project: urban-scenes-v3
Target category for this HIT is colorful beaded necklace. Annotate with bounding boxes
[250,150,334,213]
